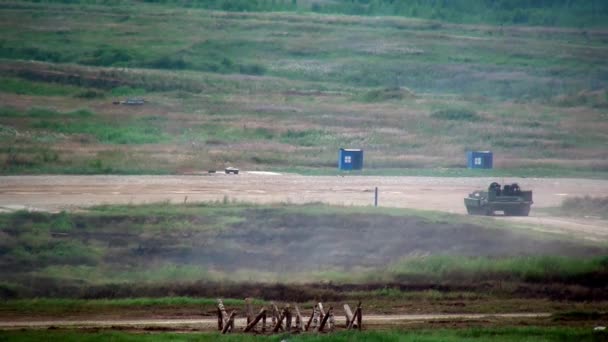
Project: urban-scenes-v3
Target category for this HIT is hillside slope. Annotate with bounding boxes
[0,2,607,175]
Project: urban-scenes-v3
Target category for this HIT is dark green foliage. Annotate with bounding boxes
[431,108,482,121]
[0,77,79,96]
[88,0,608,27]
[238,63,266,75]
[74,90,105,99]
[1,107,166,144]
[360,87,416,102]
[146,56,189,70]
[33,120,167,144]
[143,0,297,12]
[110,86,146,97]
[300,0,608,27]
[0,44,66,63]
[79,47,135,66]
[0,106,21,117]
[0,107,93,118]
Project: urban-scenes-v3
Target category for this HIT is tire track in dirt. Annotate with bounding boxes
[0,174,606,239]
[0,313,551,330]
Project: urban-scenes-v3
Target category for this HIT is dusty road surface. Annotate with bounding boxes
[0,313,551,330]
[0,174,606,239]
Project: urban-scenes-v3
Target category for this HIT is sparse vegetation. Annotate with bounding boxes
[560,196,608,219]
[0,2,606,175]
[0,77,81,96]
[431,108,482,122]
[1,2,607,338]
[359,87,416,102]
[0,203,606,300]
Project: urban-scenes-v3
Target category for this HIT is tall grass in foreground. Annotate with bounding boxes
[388,255,608,282]
[0,327,605,341]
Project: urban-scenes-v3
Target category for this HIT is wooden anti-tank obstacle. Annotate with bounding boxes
[216,298,362,335]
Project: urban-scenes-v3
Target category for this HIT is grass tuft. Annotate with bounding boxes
[560,196,608,219]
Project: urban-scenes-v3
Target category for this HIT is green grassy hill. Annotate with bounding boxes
[1,203,607,298]
[0,1,607,175]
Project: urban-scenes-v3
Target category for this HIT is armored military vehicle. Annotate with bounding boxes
[464,182,532,216]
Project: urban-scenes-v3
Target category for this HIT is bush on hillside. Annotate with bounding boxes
[431,108,482,121]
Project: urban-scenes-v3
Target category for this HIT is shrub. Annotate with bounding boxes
[238,63,266,75]
[110,86,146,97]
[360,87,416,102]
[79,47,134,66]
[0,106,21,117]
[0,77,77,96]
[75,90,105,99]
[431,108,482,121]
[146,56,188,70]
[26,108,93,118]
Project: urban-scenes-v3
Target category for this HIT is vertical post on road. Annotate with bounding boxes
[374,187,378,207]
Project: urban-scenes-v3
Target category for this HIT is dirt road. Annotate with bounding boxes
[0,174,606,239]
[0,313,551,330]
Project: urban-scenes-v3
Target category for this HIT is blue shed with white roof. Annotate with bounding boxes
[339,148,363,171]
[467,151,493,169]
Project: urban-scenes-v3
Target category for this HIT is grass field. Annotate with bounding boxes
[1,202,606,301]
[0,1,607,175]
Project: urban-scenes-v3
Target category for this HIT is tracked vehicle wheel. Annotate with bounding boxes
[466,206,492,216]
[517,205,530,216]
[505,205,530,216]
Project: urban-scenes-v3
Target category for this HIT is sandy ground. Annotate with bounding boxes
[0,173,606,240]
[0,313,550,330]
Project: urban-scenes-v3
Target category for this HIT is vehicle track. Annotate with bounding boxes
[0,313,551,330]
[0,174,606,239]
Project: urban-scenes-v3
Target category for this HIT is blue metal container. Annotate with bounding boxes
[467,151,493,169]
[339,148,363,171]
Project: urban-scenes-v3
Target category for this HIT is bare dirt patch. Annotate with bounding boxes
[0,175,606,239]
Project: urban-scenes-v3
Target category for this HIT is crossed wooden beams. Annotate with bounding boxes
[217,298,362,334]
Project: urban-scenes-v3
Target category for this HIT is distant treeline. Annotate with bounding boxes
[61,0,608,27]
[17,0,608,27]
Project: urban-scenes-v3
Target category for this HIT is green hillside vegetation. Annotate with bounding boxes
[1,203,607,299]
[19,0,608,27]
[0,1,607,175]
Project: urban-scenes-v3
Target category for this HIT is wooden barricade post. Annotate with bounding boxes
[347,302,362,330]
[356,302,362,331]
[245,298,254,325]
[295,305,304,332]
[344,304,353,328]
[312,304,321,332]
[221,311,236,334]
[217,306,223,331]
[319,306,332,332]
[271,303,279,327]
[217,299,229,331]
[272,307,286,333]
[318,302,325,327]
[305,304,316,331]
[284,305,292,331]
[244,308,266,333]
